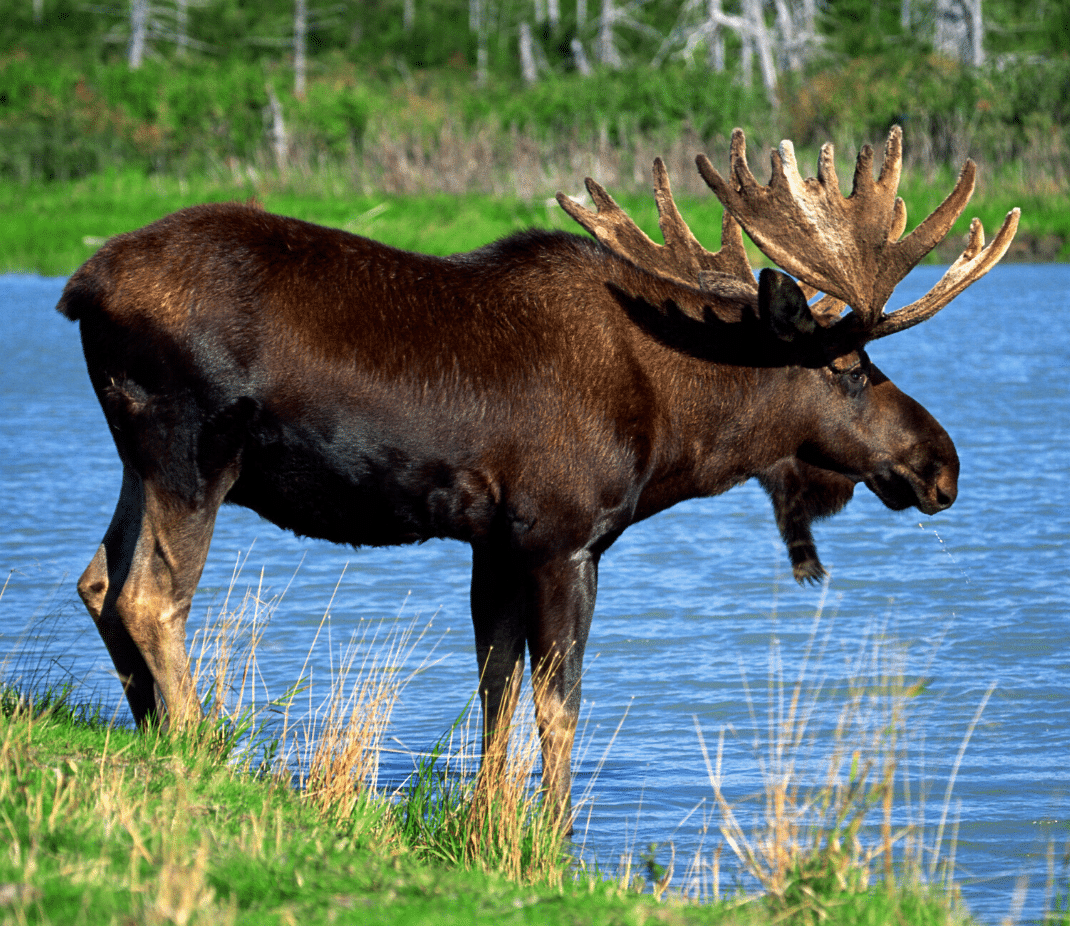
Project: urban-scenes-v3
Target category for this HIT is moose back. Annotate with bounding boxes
[57,127,1018,825]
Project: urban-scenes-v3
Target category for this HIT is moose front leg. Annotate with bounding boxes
[758,459,855,586]
[525,550,597,830]
[470,542,529,791]
[469,544,597,831]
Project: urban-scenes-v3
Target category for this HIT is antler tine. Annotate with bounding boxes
[726,127,759,192]
[556,159,757,295]
[700,128,909,323]
[874,126,902,193]
[697,125,1008,334]
[702,209,756,293]
[852,141,876,196]
[556,177,674,278]
[817,142,839,191]
[651,157,728,285]
[883,158,977,282]
[870,208,1021,339]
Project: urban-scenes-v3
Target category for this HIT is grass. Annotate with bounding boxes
[2,136,1067,277]
[2,574,1066,925]
[0,171,566,276]
[696,625,966,922]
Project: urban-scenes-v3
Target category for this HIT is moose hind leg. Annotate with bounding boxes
[77,467,157,723]
[79,465,223,728]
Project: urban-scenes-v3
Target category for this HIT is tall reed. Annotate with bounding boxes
[684,616,984,923]
[391,665,575,885]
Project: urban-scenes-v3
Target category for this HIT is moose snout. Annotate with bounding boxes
[913,443,959,515]
[866,442,959,516]
[936,467,958,508]
[926,466,958,514]
[903,424,960,515]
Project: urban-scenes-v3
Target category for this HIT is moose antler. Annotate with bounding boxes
[557,128,1019,339]
[555,158,758,304]
[867,212,1019,339]
[698,126,1020,337]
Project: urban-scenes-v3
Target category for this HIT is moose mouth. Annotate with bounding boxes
[866,463,957,516]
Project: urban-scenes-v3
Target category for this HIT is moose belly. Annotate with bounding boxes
[225,411,499,548]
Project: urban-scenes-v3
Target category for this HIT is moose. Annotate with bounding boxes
[58,127,1018,825]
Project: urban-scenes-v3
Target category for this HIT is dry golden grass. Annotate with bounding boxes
[671,616,989,923]
[176,567,574,884]
[463,662,574,884]
[287,613,423,822]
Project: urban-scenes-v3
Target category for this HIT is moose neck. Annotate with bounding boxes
[604,263,822,522]
[635,357,816,522]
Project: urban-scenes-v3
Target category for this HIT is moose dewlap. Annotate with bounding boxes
[57,127,1018,828]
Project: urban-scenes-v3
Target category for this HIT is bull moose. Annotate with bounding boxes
[57,127,1018,825]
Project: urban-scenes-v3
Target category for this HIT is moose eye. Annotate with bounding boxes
[842,366,868,396]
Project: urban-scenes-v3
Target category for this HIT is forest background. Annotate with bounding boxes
[1,0,1068,273]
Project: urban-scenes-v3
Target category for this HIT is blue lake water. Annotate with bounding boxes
[1,263,1067,922]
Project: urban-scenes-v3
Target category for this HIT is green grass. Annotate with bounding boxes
[5,579,1042,926]
[0,578,1013,926]
[3,158,1066,278]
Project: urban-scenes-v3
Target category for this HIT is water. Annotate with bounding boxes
[2,265,1067,921]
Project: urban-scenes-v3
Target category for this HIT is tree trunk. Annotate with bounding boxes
[294,0,307,98]
[740,29,752,87]
[571,37,591,74]
[935,0,982,65]
[128,0,148,69]
[597,0,623,68]
[520,21,539,82]
[266,84,288,172]
[470,0,488,86]
[176,0,189,58]
[969,0,985,65]
[771,0,800,71]
[706,0,725,72]
[743,0,777,106]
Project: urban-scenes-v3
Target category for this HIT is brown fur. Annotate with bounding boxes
[58,199,961,828]
[758,459,856,584]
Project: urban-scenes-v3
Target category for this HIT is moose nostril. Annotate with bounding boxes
[935,475,957,510]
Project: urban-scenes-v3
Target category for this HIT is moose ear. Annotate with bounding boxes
[758,268,816,342]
